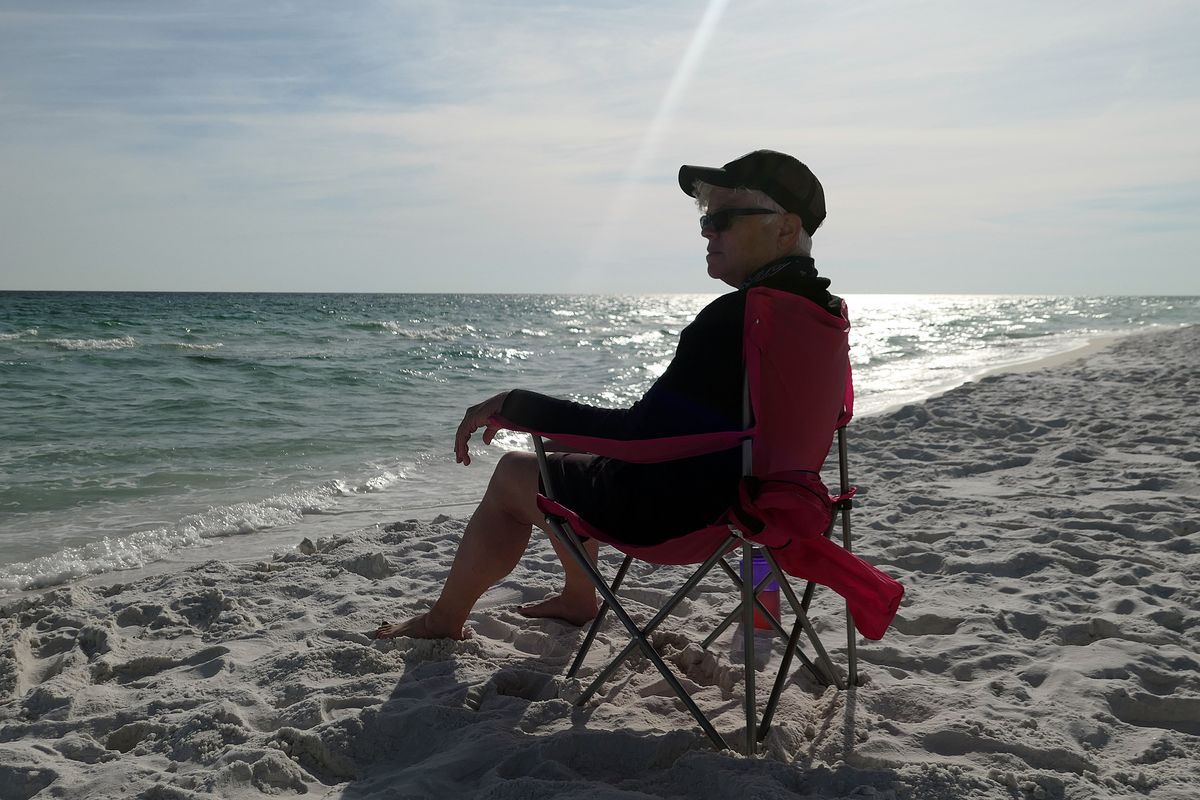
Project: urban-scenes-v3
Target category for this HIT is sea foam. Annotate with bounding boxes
[373,321,477,340]
[0,486,339,592]
[0,328,38,341]
[47,335,138,351]
[167,342,225,351]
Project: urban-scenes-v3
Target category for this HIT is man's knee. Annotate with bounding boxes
[495,451,537,480]
[488,452,539,504]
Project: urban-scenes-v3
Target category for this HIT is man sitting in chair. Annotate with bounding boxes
[376,150,844,641]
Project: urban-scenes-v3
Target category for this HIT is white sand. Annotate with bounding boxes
[2,325,1197,800]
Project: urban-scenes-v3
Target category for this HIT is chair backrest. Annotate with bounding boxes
[743,288,851,477]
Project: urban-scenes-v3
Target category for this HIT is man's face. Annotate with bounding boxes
[701,188,783,287]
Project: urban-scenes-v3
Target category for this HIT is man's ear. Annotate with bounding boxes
[777,213,803,247]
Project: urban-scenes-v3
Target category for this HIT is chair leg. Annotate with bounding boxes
[567,554,632,679]
[740,541,757,756]
[549,517,733,751]
[759,614,808,740]
[840,508,859,688]
[836,426,860,688]
[768,552,844,691]
[799,578,817,613]
[757,548,849,739]
[701,593,741,649]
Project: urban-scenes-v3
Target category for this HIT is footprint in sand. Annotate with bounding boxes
[1107,689,1200,736]
[994,610,1048,640]
[464,668,557,711]
[890,613,963,636]
[469,613,580,659]
[922,728,1096,775]
[95,645,231,684]
[321,695,382,721]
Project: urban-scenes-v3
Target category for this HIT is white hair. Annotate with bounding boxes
[691,181,812,256]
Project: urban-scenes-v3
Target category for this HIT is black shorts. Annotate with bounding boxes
[540,448,740,546]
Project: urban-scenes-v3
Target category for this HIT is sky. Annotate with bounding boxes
[1,0,1198,294]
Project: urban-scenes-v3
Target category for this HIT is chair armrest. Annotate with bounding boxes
[489,414,753,464]
[542,439,586,454]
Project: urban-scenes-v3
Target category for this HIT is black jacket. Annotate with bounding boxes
[501,256,840,440]
[498,256,839,543]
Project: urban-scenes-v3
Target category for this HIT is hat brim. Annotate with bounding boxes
[678,165,738,197]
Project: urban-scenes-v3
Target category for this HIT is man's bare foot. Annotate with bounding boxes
[517,594,599,627]
[373,612,469,641]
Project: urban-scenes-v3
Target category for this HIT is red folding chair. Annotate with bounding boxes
[491,288,904,754]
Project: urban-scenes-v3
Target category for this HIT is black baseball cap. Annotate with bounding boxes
[678,150,826,235]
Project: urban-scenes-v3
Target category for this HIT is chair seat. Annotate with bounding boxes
[536,495,736,566]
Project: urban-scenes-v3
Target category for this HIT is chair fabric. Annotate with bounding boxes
[491,288,904,639]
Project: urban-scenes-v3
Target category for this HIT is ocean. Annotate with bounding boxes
[1,292,1195,595]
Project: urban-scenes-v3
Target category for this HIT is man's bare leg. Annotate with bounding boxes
[375,452,544,640]
[518,534,600,626]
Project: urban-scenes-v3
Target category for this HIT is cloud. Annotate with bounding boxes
[1,1,1198,293]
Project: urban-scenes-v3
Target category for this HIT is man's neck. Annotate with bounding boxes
[740,255,816,290]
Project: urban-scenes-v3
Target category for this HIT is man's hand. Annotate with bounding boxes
[454,391,510,466]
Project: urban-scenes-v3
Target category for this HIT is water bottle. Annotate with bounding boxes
[741,552,780,631]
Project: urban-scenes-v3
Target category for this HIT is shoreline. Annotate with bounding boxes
[846,329,1123,422]
[866,325,1182,419]
[1,324,1197,797]
[0,324,1183,600]
[974,332,1121,374]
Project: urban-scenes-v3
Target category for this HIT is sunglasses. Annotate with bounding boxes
[699,207,776,233]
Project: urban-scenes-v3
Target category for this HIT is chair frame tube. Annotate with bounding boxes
[837,426,859,687]
[740,541,757,754]
[566,554,632,680]
[740,380,758,755]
